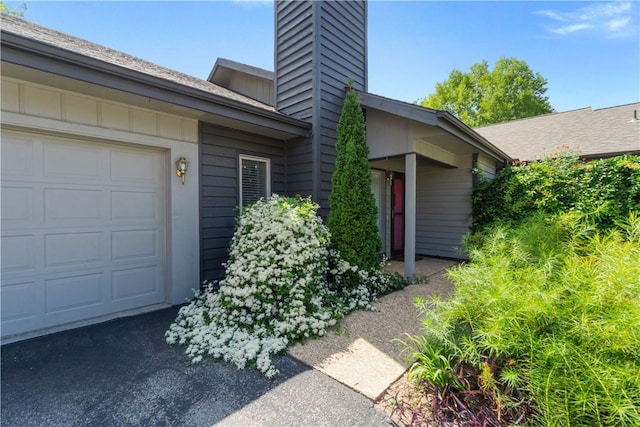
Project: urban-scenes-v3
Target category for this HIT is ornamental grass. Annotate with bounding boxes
[405,212,640,426]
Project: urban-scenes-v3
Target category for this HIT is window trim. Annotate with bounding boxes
[239,154,271,208]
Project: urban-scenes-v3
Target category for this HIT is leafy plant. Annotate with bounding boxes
[472,154,640,231]
[405,212,640,425]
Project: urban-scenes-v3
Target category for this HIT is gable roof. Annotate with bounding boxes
[0,14,310,139]
[356,90,512,162]
[208,58,275,107]
[208,58,274,85]
[475,103,640,161]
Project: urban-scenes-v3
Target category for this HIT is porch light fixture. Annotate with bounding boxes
[385,171,394,182]
[176,156,189,184]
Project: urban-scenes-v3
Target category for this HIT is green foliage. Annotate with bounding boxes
[328,85,382,271]
[0,1,26,16]
[473,154,640,230]
[405,334,463,390]
[405,213,640,426]
[420,57,554,127]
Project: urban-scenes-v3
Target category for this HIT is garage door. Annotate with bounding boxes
[1,131,167,339]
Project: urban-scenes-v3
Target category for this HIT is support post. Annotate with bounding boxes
[404,153,416,278]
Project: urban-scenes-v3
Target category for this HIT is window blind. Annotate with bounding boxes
[240,156,269,207]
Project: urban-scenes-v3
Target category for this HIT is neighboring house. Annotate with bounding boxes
[475,103,640,161]
[0,1,510,343]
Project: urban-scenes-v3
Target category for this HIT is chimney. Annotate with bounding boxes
[275,0,368,211]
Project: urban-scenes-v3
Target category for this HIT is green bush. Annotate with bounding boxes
[472,154,640,230]
[405,212,640,425]
[328,85,382,271]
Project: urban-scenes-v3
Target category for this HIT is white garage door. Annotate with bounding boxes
[1,131,167,339]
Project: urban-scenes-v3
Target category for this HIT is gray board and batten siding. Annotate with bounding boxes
[275,0,368,216]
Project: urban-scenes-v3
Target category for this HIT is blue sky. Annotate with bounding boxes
[8,1,639,113]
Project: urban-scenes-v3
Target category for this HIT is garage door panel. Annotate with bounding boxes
[1,187,34,223]
[0,235,36,274]
[111,149,163,184]
[1,281,37,322]
[112,229,157,261]
[44,232,103,268]
[45,188,103,222]
[112,266,160,302]
[1,137,35,177]
[45,273,105,313]
[44,142,105,181]
[111,191,159,222]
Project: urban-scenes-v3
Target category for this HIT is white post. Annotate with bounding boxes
[404,153,416,278]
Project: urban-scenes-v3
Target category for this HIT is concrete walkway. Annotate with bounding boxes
[288,257,458,401]
[1,258,457,426]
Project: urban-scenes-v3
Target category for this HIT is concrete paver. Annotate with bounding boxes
[288,258,458,401]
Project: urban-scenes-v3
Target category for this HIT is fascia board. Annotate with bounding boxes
[357,90,512,162]
[436,111,513,162]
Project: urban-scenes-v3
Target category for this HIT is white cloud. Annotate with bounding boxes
[607,17,631,32]
[550,23,592,35]
[537,2,636,38]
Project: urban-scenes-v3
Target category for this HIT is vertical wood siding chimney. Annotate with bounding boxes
[275,0,367,213]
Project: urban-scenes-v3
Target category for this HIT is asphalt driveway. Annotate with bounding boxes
[1,307,392,426]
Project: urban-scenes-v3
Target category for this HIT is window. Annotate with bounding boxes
[239,155,270,208]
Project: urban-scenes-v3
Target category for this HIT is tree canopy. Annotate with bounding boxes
[420,57,554,127]
[0,1,26,16]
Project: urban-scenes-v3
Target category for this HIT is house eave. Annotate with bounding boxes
[356,90,513,163]
[0,31,310,140]
[435,110,513,163]
[208,57,275,84]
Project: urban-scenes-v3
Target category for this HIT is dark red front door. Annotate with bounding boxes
[391,173,405,255]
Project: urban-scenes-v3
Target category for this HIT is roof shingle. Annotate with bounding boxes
[0,14,278,113]
[475,103,640,160]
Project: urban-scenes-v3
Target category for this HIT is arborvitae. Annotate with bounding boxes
[327,84,382,271]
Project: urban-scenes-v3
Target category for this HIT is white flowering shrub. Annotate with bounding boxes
[166,195,406,377]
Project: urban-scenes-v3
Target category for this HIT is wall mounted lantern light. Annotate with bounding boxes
[176,156,189,184]
[385,170,394,183]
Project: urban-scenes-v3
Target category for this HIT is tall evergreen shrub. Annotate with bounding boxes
[327,84,381,271]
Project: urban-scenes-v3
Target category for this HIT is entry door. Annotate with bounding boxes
[391,173,405,255]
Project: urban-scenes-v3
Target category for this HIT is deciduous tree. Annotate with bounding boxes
[0,1,26,16]
[421,57,553,127]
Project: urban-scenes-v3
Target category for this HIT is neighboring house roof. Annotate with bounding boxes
[0,14,310,139]
[475,103,640,161]
[356,90,513,163]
